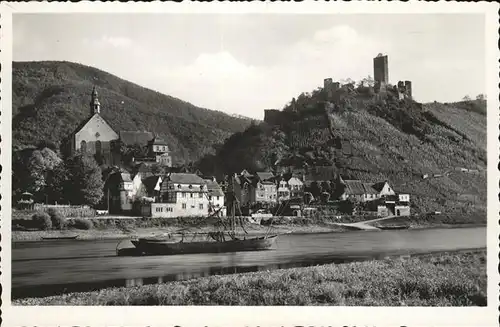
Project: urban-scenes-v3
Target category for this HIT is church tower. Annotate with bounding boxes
[90,86,101,115]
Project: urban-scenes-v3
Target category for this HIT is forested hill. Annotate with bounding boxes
[12,61,254,164]
[196,83,487,213]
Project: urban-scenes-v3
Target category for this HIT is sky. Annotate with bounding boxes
[13,14,485,119]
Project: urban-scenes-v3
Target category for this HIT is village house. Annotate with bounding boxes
[338,176,396,202]
[232,170,254,206]
[140,173,210,218]
[120,131,172,167]
[277,179,291,202]
[106,170,134,214]
[104,166,163,214]
[231,170,278,207]
[204,178,226,217]
[277,174,305,202]
[255,172,278,204]
[335,176,410,217]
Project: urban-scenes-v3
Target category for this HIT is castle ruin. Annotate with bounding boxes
[264,53,413,126]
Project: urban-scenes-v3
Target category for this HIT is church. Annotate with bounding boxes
[67,86,172,167]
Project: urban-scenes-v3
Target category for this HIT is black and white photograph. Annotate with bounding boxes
[1,2,498,327]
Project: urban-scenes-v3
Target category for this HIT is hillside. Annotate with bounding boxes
[12,61,254,164]
[197,85,487,213]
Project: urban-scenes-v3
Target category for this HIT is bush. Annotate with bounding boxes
[70,218,94,230]
[31,211,52,230]
[47,208,67,230]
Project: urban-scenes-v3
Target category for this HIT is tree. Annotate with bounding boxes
[476,94,486,101]
[25,147,63,195]
[66,154,104,206]
[45,162,69,204]
[320,191,331,204]
[462,95,472,101]
[303,192,314,205]
[358,75,375,88]
[310,181,323,198]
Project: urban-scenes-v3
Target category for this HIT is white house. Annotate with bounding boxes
[287,177,304,199]
[145,173,209,218]
[277,179,291,202]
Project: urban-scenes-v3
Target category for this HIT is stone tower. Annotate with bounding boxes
[90,86,101,115]
[324,78,340,101]
[404,81,412,98]
[373,54,389,84]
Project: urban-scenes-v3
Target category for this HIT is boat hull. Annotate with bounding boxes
[131,235,278,256]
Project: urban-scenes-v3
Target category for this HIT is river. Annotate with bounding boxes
[12,226,486,299]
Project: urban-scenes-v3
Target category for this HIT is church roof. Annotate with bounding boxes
[119,131,154,146]
[72,114,118,139]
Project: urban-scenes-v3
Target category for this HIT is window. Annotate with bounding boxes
[80,140,87,153]
[190,193,193,198]
[199,204,204,210]
[177,184,181,189]
[199,192,202,198]
[182,192,186,198]
[217,196,220,201]
[95,140,102,155]
[182,203,187,209]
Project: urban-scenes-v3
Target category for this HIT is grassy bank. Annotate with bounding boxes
[14,250,486,306]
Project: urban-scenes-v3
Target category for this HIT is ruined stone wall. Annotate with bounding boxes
[324,77,341,103]
[395,80,413,100]
[287,114,331,148]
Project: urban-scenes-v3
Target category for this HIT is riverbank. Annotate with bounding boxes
[11,210,486,242]
[12,221,487,242]
[14,250,486,306]
[11,223,348,242]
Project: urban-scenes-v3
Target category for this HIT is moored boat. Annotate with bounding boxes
[41,235,79,240]
[131,234,278,255]
[124,175,279,256]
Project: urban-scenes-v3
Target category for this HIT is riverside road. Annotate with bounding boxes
[12,226,486,299]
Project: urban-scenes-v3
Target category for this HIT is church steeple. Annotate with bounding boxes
[90,86,101,116]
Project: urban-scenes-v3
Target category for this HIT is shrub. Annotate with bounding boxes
[31,211,52,230]
[47,208,67,230]
[70,218,94,230]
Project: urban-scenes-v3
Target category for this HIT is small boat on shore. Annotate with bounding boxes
[41,235,79,240]
[378,225,409,230]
